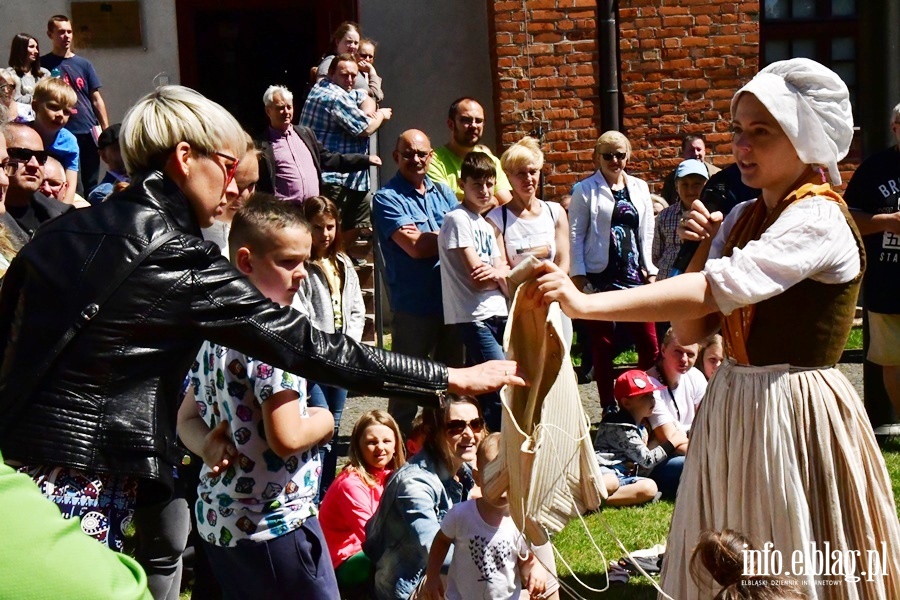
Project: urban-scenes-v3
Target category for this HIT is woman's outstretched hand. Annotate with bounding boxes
[527,261,591,319]
[678,199,724,243]
[447,360,526,396]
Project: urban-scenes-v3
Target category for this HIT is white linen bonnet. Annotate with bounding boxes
[731,58,854,185]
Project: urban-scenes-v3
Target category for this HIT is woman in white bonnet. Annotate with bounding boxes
[533,57,900,598]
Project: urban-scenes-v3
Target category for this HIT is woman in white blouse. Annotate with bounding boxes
[535,58,900,599]
[568,131,658,411]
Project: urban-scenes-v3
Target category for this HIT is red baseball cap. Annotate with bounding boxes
[614,369,666,401]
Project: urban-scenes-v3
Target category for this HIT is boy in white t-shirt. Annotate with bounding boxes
[643,328,707,499]
[438,152,510,431]
[423,433,546,600]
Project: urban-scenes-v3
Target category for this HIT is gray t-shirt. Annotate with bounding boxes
[439,205,507,324]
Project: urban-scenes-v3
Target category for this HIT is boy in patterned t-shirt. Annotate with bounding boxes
[176,194,339,599]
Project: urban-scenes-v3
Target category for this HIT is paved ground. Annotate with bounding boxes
[335,362,866,445]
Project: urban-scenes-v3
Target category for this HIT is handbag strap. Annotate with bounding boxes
[0,229,181,437]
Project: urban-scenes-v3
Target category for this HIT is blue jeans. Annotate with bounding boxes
[307,381,348,503]
[203,517,338,600]
[456,316,507,432]
[648,456,685,499]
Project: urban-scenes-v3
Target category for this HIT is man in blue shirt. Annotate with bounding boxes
[372,129,462,434]
[41,15,109,196]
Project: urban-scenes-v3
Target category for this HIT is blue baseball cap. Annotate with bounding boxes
[675,159,709,180]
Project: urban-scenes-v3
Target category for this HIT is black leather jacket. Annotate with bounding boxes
[0,171,447,502]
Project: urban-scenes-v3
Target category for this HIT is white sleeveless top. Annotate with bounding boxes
[486,200,561,268]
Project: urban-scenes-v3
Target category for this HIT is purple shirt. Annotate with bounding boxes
[268,126,319,201]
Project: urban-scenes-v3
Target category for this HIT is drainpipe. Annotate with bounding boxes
[598,0,620,132]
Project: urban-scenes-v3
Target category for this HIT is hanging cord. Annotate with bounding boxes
[507,414,675,599]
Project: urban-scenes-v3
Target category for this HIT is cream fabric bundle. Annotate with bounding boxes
[732,57,853,185]
[482,256,607,547]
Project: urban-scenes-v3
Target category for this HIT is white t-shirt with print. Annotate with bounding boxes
[189,340,318,547]
[439,204,507,325]
[646,366,707,434]
[441,499,529,600]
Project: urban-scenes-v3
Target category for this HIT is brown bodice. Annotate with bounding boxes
[723,198,865,367]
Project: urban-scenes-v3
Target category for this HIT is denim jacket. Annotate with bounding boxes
[364,449,474,600]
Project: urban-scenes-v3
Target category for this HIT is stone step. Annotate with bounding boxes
[362,313,376,344]
[356,263,375,288]
[362,288,375,313]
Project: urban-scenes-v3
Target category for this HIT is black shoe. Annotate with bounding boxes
[351,256,368,267]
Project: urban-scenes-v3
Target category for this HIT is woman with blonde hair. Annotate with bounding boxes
[535,58,900,598]
[568,130,659,411]
[488,136,570,273]
[0,85,518,553]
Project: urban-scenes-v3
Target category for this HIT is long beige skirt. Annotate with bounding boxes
[659,359,900,599]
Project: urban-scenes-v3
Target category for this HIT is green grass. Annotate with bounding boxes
[554,501,673,598]
[846,326,863,350]
[177,438,900,600]
[548,440,900,598]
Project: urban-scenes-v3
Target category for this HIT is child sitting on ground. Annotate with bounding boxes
[176,194,339,600]
[30,77,78,204]
[594,369,676,507]
[423,433,546,600]
[438,152,510,432]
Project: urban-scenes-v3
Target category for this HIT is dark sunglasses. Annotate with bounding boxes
[7,147,49,165]
[601,152,627,161]
[446,418,485,436]
[358,52,374,59]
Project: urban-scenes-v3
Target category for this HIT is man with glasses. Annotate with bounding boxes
[428,97,512,207]
[845,102,900,438]
[2,123,71,236]
[373,129,463,434]
[257,85,375,204]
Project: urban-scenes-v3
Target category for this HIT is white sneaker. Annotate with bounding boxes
[873,423,900,437]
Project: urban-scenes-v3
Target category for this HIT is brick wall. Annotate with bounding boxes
[488,1,761,198]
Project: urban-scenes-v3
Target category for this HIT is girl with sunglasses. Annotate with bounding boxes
[569,130,660,413]
[364,395,485,600]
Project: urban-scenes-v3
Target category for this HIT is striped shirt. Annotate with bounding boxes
[299,79,371,191]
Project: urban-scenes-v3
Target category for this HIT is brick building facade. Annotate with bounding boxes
[488,1,762,199]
